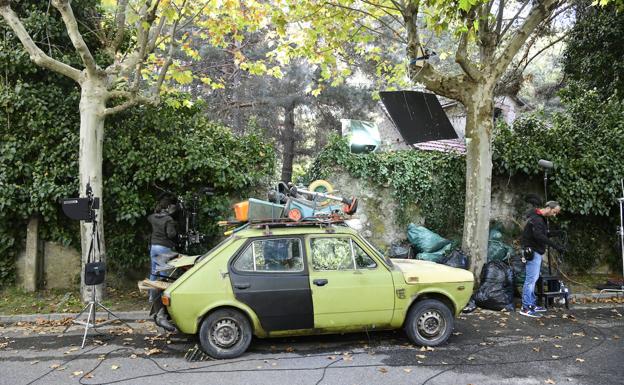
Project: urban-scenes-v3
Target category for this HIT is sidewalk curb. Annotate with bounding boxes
[1,292,621,325]
[0,310,150,325]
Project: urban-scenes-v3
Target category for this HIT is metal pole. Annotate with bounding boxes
[601,179,624,295]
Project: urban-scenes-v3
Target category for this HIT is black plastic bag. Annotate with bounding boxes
[444,249,470,269]
[462,296,477,313]
[474,261,514,311]
[511,254,526,292]
[389,244,410,259]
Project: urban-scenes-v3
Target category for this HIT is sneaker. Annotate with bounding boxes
[519,307,542,318]
[531,305,547,312]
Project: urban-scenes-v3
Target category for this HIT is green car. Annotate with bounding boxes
[160,224,474,359]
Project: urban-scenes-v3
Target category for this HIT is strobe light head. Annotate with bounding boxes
[538,159,554,169]
[61,196,99,222]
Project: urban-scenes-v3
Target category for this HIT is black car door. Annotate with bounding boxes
[229,236,313,332]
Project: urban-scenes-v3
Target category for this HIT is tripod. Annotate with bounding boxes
[601,179,624,295]
[62,202,133,348]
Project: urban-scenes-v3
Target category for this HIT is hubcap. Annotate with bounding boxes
[211,319,240,348]
[417,310,445,339]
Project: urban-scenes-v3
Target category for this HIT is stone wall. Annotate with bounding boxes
[16,241,81,290]
[324,170,542,250]
[329,171,423,249]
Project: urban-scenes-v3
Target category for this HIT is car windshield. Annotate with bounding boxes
[360,237,394,268]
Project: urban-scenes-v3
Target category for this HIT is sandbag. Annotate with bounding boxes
[416,243,453,263]
[487,240,512,262]
[474,261,514,311]
[444,249,470,270]
[407,224,451,253]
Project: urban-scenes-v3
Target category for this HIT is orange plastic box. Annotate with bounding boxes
[233,201,249,221]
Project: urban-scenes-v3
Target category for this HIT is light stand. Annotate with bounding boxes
[62,183,133,348]
[600,179,624,295]
[538,159,554,275]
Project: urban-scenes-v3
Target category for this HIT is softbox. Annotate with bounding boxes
[62,197,99,222]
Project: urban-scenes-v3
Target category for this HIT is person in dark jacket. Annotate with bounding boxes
[147,198,179,282]
[519,201,564,318]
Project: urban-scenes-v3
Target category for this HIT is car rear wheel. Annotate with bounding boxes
[199,309,252,359]
[404,299,454,346]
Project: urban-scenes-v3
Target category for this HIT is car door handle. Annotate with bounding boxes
[234,283,251,289]
[313,279,328,286]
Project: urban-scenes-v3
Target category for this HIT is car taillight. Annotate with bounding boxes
[161,294,170,306]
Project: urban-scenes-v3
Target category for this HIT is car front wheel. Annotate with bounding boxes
[404,299,454,346]
[199,308,252,359]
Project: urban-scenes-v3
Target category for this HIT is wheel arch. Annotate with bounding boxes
[196,303,266,337]
[403,291,457,328]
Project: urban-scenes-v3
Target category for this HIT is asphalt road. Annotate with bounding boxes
[1,305,622,385]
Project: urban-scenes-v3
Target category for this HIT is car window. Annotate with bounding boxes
[353,242,377,269]
[234,238,303,272]
[311,237,355,270]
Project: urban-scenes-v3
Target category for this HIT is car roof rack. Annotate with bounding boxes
[218,217,349,231]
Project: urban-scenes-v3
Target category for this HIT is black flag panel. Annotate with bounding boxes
[380,91,457,144]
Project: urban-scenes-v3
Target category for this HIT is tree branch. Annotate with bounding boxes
[152,19,181,93]
[403,2,469,102]
[519,33,566,73]
[103,93,157,116]
[109,0,129,54]
[499,0,531,42]
[493,0,561,79]
[494,0,505,39]
[0,2,81,82]
[324,1,405,43]
[456,30,482,82]
[51,0,98,76]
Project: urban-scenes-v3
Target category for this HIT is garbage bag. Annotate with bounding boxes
[487,240,512,262]
[444,249,470,270]
[510,253,526,288]
[462,296,477,313]
[416,243,453,263]
[389,244,410,259]
[407,224,451,253]
[474,261,514,311]
[489,228,503,241]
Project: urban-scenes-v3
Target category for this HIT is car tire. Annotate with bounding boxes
[199,308,252,359]
[404,299,454,346]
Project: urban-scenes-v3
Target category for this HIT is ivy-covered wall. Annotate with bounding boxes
[0,101,275,286]
[307,136,466,241]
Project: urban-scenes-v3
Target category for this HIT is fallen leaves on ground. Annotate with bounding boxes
[545,379,556,384]
[145,348,162,356]
[378,367,388,373]
[403,368,412,373]
[111,365,119,370]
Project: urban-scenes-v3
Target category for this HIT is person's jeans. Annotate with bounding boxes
[149,245,172,281]
[522,251,542,309]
